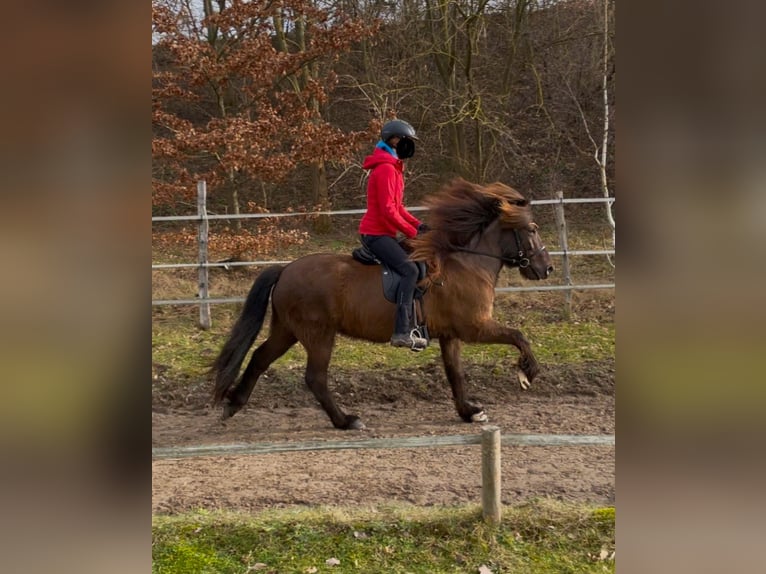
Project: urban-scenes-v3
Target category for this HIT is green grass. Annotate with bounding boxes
[525,320,615,364]
[153,501,615,574]
[152,310,614,392]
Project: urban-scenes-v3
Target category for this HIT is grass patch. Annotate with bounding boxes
[152,304,613,411]
[152,311,613,390]
[153,501,615,574]
[525,320,615,364]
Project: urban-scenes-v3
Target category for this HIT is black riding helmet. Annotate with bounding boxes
[381,119,418,159]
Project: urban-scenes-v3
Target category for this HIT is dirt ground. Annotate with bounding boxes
[152,358,614,514]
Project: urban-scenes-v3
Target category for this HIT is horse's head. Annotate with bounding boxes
[485,182,553,280]
[499,221,554,280]
[410,178,554,282]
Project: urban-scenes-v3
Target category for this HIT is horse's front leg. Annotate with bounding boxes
[469,320,540,389]
[439,336,489,423]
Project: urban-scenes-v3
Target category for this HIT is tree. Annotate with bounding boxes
[152,0,615,211]
[152,0,377,215]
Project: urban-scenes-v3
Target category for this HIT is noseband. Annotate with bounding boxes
[505,229,546,268]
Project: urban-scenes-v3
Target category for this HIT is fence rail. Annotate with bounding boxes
[152,428,615,525]
[151,249,615,271]
[151,183,615,318]
[151,432,614,459]
[152,283,617,306]
[151,197,615,223]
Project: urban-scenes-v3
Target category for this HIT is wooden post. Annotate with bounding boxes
[481,425,502,525]
[553,191,572,319]
[197,181,211,330]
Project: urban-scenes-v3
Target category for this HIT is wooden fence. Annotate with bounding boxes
[152,427,615,525]
[152,181,615,328]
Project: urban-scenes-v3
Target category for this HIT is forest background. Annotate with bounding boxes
[152,0,614,238]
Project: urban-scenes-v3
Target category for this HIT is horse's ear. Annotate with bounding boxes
[496,197,532,227]
[504,195,528,207]
[492,197,523,215]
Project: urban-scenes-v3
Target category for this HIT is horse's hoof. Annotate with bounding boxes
[347,418,366,430]
[221,402,240,420]
[471,411,488,423]
[518,371,530,390]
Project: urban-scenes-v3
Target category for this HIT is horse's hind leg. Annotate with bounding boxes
[303,341,364,430]
[223,324,297,419]
[439,336,488,423]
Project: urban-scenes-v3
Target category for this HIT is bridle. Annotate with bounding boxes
[450,227,547,270]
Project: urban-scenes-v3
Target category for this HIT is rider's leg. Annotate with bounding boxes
[361,235,427,350]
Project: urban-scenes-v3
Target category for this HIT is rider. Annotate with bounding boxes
[359,119,429,351]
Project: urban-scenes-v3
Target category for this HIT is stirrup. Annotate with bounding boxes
[407,328,428,352]
[410,327,428,351]
[390,330,428,351]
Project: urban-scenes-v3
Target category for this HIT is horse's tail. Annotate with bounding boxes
[210,265,285,404]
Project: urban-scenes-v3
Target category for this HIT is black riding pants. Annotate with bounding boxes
[360,234,418,334]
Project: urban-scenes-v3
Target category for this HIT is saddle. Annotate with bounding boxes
[352,244,430,342]
[352,245,427,302]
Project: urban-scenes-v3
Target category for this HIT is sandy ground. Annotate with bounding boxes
[152,360,614,514]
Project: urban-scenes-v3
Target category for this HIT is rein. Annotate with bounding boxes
[450,229,546,270]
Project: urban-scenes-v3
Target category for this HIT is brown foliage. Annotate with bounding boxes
[153,1,614,214]
[152,0,378,207]
[152,221,309,260]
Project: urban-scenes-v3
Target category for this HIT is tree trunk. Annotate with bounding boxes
[311,161,331,233]
[600,0,615,251]
[227,168,241,231]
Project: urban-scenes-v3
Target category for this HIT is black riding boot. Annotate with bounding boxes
[390,297,427,351]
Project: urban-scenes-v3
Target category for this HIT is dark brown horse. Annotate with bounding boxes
[210,179,553,429]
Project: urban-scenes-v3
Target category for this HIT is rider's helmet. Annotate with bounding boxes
[380,119,418,158]
[381,119,418,142]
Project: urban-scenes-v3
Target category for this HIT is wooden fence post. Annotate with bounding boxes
[553,191,572,319]
[481,425,502,525]
[197,180,211,330]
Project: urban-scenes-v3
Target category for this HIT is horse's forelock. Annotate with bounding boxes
[483,183,531,228]
[496,197,532,228]
[483,182,527,204]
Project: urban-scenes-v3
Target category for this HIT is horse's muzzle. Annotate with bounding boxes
[546,265,554,278]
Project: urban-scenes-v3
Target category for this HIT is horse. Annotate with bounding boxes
[210,178,554,430]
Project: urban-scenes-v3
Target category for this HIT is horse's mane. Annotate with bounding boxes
[410,178,532,282]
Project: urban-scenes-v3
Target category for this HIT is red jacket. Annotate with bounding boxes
[358,147,421,238]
